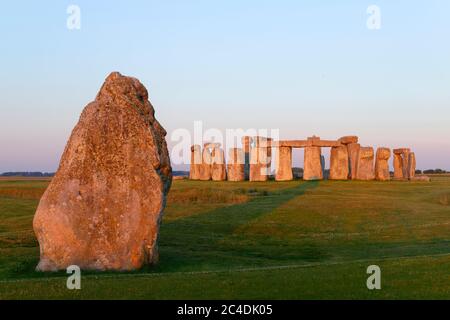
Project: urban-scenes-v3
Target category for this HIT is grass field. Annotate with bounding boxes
[0,177,449,299]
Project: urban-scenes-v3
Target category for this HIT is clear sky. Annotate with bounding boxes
[1,0,449,172]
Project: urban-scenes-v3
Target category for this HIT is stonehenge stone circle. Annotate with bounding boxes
[276,146,293,181]
[303,146,323,181]
[33,72,172,271]
[227,148,245,181]
[329,145,349,180]
[356,147,375,180]
[375,147,391,181]
[188,134,419,183]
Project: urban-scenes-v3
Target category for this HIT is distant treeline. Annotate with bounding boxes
[0,172,55,177]
[419,169,448,174]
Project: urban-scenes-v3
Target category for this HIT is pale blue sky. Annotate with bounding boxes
[1,1,449,171]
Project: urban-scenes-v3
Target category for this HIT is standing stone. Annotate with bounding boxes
[329,146,349,180]
[227,148,245,181]
[393,153,404,179]
[347,143,361,180]
[356,147,375,180]
[199,146,212,181]
[303,146,323,181]
[393,148,410,180]
[250,137,271,182]
[211,147,227,181]
[33,72,172,271]
[375,148,391,181]
[408,152,416,179]
[242,136,252,180]
[401,150,410,179]
[189,145,202,180]
[275,146,293,181]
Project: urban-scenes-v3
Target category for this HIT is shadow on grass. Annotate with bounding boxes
[157,181,324,272]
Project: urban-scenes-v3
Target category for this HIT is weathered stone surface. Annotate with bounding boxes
[393,148,410,154]
[401,150,410,179]
[375,148,391,181]
[250,148,269,181]
[250,137,271,182]
[393,153,404,179]
[227,148,245,182]
[303,146,323,180]
[199,146,212,181]
[347,143,360,180]
[242,136,252,180]
[356,147,375,180]
[275,146,293,181]
[33,72,172,271]
[189,145,202,180]
[408,152,416,179]
[211,147,227,181]
[411,175,430,182]
[338,136,359,145]
[329,146,349,180]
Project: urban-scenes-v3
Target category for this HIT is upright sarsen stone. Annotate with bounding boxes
[356,147,375,180]
[275,146,293,181]
[393,153,403,179]
[303,146,323,181]
[211,146,227,181]
[375,148,391,181]
[250,137,271,182]
[33,72,172,271]
[408,152,416,179]
[227,148,245,181]
[329,146,349,180]
[199,146,212,181]
[347,143,361,180]
[189,145,202,180]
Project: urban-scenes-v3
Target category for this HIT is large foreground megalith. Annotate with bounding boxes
[33,72,172,271]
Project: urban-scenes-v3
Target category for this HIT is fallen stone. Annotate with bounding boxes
[410,175,431,182]
[33,72,172,271]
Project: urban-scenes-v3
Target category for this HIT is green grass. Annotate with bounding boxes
[0,177,449,299]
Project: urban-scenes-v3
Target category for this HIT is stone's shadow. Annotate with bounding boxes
[158,181,320,271]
